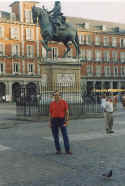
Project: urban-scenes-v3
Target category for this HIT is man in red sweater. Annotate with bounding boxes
[49,91,72,155]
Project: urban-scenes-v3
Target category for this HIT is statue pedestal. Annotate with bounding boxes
[40,58,81,92]
[17,58,82,121]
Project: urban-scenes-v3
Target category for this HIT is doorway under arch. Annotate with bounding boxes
[26,82,37,96]
[12,82,21,102]
[26,82,37,103]
[0,82,5,102]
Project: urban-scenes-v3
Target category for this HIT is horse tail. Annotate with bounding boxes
[75,32,80,55]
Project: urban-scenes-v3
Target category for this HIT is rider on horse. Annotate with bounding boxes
[48,1,66,34]
[32,2,80,58]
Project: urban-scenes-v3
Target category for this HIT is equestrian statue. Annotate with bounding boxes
[32,1,80,58]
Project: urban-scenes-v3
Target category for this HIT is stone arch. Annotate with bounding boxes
[12,82,21,102]
[26,82,37,103]
[87,81,93,95]
[26,82,37,96]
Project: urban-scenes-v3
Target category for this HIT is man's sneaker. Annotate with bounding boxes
[65,151,72,155]
[109,130,114,133]
[56,151,62,155]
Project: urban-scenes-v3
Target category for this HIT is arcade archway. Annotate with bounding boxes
[12,82,21,102]
[0,82,5,102]
[26,82,37,97]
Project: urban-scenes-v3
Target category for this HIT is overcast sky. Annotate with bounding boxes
[1,0,125,24]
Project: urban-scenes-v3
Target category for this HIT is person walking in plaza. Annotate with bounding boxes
[103,97,114,134]
[2,95,6,103]
[49,91,72,155]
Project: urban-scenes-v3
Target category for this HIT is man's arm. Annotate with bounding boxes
[65,109,69,121]
[64,109,69,126]
[49,112,52,128]
[64,100,69,121]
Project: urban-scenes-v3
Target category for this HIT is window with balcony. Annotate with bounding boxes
[27,45,34,58]
[52,47,58,58]
[112,51,118,63]
[120,38,125,48]
[11,27,19,40]
[26,28,34,41]
[114,66,118,76]
[95,36,101,46]
[86,49,92,61]
[95,50,101,62]
[0,43,5,56]
[13,63,20,73]
[0,26,4,38]
[104,50,110,62]
[0,63,4,73]
[96,65,101,76]
[86,64,93,76]
[120,66,125,76]
[12,44,20,56]
[86,35,92,45]
[105,66,110,76]
[112,37,117,47]
[25,10,32,23]
[104,36,109,46]
[120,52,125,63]
[28,63,34,73]
[79,34,84,44]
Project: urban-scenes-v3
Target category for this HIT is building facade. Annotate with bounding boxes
[0,1,125,101]
[78,25,125,94]
[0,1,42,101]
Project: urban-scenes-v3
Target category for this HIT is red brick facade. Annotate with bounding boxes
[0,1,125,101]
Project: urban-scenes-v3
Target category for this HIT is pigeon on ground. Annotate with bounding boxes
[102,170,112,178]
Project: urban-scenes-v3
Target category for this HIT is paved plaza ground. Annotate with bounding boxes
[0,103,125,185]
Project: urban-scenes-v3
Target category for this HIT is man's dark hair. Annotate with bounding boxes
[53,90,60,96]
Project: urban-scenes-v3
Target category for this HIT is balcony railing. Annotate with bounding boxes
[78,40,125,49]
[84,72,125,78]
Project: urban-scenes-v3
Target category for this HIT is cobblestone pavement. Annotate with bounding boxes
[0,104,125,185]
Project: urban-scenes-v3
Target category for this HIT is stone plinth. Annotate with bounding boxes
[40,58,81,92]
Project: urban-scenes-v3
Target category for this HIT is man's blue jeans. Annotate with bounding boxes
[51,118,70,152]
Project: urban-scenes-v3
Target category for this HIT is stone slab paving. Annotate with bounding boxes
[0,144,10,151]
[0,106,124,185]
[43,127,125,142]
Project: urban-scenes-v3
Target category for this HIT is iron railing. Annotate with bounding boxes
[16,82,102,117]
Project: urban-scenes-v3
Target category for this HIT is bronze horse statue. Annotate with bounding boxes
[32,6,80,58]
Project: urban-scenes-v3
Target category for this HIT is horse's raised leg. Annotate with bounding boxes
[63,41,71,58]
[41,40,51,58]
